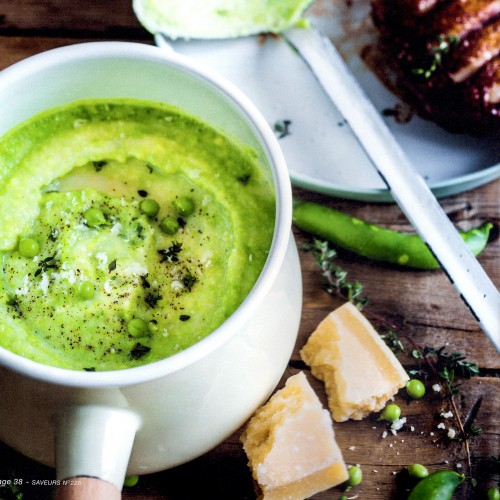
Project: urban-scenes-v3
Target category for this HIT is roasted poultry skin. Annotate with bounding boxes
[371,0,499,134]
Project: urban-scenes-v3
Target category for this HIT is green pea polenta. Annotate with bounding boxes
[0,99,275,370]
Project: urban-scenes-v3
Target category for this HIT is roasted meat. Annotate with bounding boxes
[371,0,500,134]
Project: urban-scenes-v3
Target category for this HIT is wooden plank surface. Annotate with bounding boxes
[0,1,498,499]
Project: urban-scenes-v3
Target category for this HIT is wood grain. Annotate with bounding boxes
[0,1,498,499]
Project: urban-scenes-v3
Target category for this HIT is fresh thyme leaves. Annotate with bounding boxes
[411,346,480,382]
[34,255,58,277]
[411,343,481,476]
[302,238,368,308]
[379,329,405,354]
[108,259,117,273]
[158,242,182,263]
[412,35,460,78]
[273,119,292,139]
[128,343,151,360]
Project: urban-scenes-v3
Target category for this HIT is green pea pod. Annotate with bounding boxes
[292,200,493,270]
[407,470,465,500]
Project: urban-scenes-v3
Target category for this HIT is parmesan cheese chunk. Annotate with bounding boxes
[300,302,409,422]
[241,372,348,500]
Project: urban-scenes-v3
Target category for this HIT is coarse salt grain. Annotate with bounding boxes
[437,423,446,429]
[441,411,453,419]
[447,429,456,439]
[432,384,442,392]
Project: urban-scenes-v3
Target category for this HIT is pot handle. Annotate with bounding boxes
[54,405,141,500]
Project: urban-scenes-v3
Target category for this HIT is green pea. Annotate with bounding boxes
[18,238,40,258]
[140,198,160,218]
[292,200,493,270]
[78,281,95,300]
[127,318,149,338]
[379,403,401,422]
[407,464,429,479]
[348,465,362,486]
[84,207,106,227]
[406,379,426,399]
[173,196,195,217]
[488,487,500,500]
[159,216,179,235]
[123,475,139,487]
[407,470,464,500]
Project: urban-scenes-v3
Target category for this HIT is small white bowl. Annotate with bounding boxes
[0,42,302,489]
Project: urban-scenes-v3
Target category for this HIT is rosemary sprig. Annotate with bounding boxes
[412,35,459,78]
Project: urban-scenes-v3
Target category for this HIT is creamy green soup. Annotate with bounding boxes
[0,99,275,371]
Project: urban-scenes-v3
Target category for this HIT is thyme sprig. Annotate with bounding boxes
[302,238,408,353]
[302,236,483,480]
[302,238,367,308]
[412,35,460,78]
[411,343,481,476]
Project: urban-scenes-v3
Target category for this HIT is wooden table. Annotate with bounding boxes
[0,1,498,499]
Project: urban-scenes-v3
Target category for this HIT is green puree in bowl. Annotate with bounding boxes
[0,99,275,371]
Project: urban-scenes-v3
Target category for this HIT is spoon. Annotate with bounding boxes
[134,0,500,351]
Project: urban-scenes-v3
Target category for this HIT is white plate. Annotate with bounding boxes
[157,0,500,202]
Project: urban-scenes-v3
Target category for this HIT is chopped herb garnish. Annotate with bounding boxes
[83,367,96,372]
[158,242,182,262]
[412,35,459,78]
[146,163,154,174]
[6,296,19,308]
[179,314,191,321]
[138,190,148,197]
[108,259,117,273]
[237,174,251,185]
[35,254,58,277]
[182,273,197,292]
[93,160,107,172]
[273,119,292,139]
[49,228,58,241]
[128,343,151,360]
[144,290,162,308]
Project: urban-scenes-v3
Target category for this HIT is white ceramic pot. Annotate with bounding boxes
[0,42,302,496]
